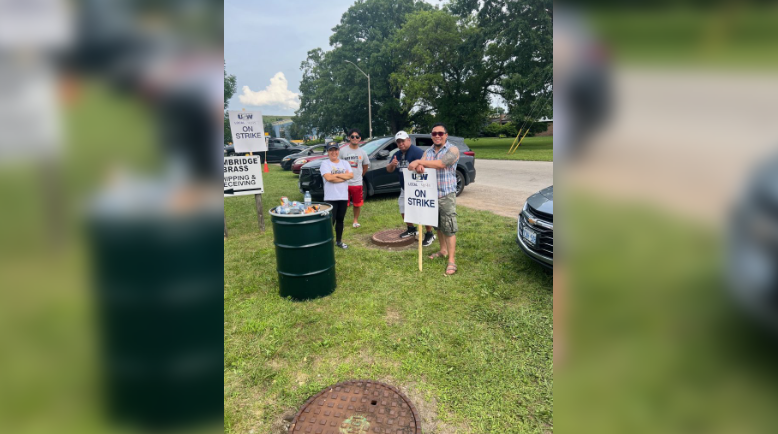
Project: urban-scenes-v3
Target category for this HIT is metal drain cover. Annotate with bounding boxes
[289,380,421,434]
[371,229,416,248]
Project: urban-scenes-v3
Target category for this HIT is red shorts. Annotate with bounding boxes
[347,185,364,207]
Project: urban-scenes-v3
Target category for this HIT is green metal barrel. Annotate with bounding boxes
[270,203,336,299]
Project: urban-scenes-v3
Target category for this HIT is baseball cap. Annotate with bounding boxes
[395,131,409,142]
[325,142,340,151]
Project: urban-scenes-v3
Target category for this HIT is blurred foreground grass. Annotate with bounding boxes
[558,191,778,433]
[592,6,778,70]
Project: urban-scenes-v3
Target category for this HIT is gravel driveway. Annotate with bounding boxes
[457,160,554,218]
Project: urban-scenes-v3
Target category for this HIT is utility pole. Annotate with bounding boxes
[345,60,372,139]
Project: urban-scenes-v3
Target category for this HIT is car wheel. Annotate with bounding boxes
[363,179,371,198]
[456,170,465,196]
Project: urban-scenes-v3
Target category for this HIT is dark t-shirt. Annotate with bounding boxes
[395,145,425,189]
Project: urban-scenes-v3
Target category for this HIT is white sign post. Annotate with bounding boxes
[403,169,438,271]
[228,110,266,154]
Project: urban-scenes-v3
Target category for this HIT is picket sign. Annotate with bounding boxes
[403,169,438,271]
[224,109,267,236]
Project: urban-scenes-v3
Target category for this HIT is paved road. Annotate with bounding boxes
[457,160,554,218]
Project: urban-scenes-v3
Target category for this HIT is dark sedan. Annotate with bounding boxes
[299,135,476,198]
[517,186,553,269]
[224,138,307,163]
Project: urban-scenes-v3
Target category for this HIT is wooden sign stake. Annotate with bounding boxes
[418,223,423,271]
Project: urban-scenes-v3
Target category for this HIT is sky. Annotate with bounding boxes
[224,0,448,117]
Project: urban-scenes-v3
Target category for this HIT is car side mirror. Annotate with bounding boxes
[377,150,390,159]
[285,144,290,148]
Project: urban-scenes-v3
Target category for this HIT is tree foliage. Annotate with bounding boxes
[296,0,433,137]
[390,9,492,137]
[224,62,237,109]
[295,0,552,138]
[448,0,553,122]
[224,62,237,143]
[224,112,231,144]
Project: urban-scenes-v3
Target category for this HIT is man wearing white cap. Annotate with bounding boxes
[386,131,435,246]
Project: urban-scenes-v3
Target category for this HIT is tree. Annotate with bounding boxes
[390,9,492,137]
[224,62,237,144]
[224,112,231,144]
[448,0,553,122]
[224,62,237,109]
[296,0,433,136]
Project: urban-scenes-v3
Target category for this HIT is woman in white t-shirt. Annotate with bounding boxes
[320,142,353,248]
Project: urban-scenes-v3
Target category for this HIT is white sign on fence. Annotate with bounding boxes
[403,168,438,227]
[228,110,266,154]
[224,156,264,196]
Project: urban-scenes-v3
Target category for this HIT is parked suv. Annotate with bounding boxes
[517,186,553,269]
[299,135,476,198]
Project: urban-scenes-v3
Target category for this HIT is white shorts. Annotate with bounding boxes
[398,189,405,214]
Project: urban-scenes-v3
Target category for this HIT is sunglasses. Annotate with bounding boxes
[350,135,360,139]
[431,131,447,137]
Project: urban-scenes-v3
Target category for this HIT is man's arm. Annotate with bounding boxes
[386,155,398,173]
[409,148,459,171]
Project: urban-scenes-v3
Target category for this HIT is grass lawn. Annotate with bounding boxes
[591,7,778,70]
[224,166,554,433]
[464,137,553,162]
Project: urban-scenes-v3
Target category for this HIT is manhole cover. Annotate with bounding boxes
[371,229,416,248]
[289,380,421,434]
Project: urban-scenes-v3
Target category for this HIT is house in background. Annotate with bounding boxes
[536,117,553,137]
[272,119,293,139]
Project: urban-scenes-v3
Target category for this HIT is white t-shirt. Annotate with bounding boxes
[319,159,352,201]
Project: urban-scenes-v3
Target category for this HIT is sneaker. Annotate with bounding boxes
[336,242,349,249]
[422,232,436,247]
[399,228,417,239]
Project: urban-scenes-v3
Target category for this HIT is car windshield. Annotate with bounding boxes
[358,137,392,155]
[275,138,292,146]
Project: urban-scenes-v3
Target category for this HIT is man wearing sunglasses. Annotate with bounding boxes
[407,123,460,276]
[339,128,371,228]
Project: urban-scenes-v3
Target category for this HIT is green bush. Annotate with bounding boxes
[483,122,502,137]
[500,122,518,138]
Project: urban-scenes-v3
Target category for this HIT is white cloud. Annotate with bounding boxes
[238,72,300,110]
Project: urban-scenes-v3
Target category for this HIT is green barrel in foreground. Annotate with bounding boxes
[269,203,336,300]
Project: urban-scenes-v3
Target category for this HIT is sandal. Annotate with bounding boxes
[352,222,361,228]
[428,251,448,260]
[445,262,457,276]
